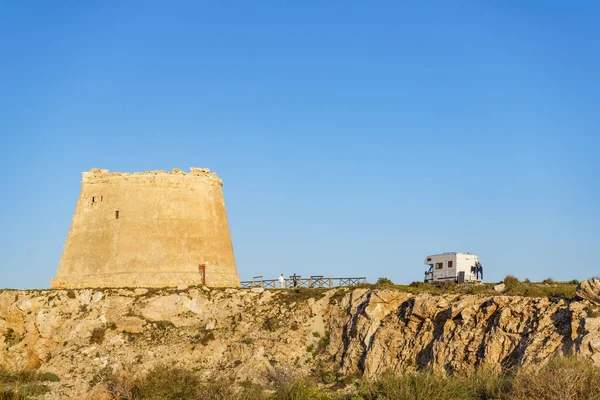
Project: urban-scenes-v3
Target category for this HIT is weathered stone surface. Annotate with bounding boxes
[494,283,506,292]
[50,168,240,289]
[0,287,599,399]
[577,278,600,305]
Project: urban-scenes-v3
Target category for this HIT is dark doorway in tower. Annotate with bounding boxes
[199,264,206,285]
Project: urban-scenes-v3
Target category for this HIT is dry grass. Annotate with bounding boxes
[102,365,265,400]
[509,356,600,400]
[0,366,59,400]
[356,356,599,400]
[369,278,578,300]
[90,356,600,400]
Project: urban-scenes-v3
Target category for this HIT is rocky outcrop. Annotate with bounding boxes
[577,278,600,305]
[330,289,600,376]
[1,284,600,399]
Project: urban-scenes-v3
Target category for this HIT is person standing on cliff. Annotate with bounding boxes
[279,274,286,289]
[292,273,298,288]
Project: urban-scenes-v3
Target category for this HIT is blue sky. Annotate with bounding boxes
[1,2,598,289]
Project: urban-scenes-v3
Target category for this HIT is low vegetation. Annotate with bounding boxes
[0,366,59,399]
[89,356,600,400]
[369,276,579,300]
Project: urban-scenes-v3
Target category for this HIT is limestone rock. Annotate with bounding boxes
[0,286,599,399]
[577,278,600,305]
[205,319,217,330]
[494,283,506,292]
[116,317,145,333]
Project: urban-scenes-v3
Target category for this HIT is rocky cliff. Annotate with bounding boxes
[1,284,599,399]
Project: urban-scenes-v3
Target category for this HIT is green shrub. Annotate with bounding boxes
[89,328,105,344]
[504,275,520,288]
[0,367,58,400]
[263,317,281,332]
[315,331,330,355]
[192,331,215,346]
[543,278,555,285]
[357,369,480,400]
[435,280,455,290]
[376,277,393,285]
[16,383,49,398]
[271,378,331,400]
[118,365,200,400]
[3,329,23,347]
[155,320,174,331]
[37,372,60,382]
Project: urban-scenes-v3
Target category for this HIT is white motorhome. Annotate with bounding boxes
[424,252,482,283]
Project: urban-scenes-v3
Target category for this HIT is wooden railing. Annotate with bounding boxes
[240,275,367,289]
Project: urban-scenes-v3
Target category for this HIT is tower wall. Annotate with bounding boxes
[51,168,240,289]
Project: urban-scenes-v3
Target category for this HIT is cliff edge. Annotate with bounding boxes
[1,284,599,399]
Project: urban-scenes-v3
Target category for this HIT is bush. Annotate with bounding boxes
[435,280,455,290]
[155,321,174,331]
[193,331,215,346]
[543,278,555,285]
[268,366,298,392]
[38,372,60,382]
[510,356,600,400]
[89,328,105,344]
[271,378,331,400]
[0,367,57,400]
[131,365,200,400]
[376,277,393,285]
[357,369,480,400]
[504,275,520,288]
[16,383,49,398]
[263,317,281,332]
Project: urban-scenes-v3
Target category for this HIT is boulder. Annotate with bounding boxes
[494,283,506,292]
[577,278,600,305]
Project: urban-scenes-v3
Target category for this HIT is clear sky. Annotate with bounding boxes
[1,2,598,289]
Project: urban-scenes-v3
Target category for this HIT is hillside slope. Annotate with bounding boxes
[1,284,599,399]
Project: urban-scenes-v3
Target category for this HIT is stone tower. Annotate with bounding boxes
[51,168,240,289]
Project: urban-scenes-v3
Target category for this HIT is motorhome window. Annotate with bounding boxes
[448,261,453,268]
[427,258,432,262]
[435,262,443,270]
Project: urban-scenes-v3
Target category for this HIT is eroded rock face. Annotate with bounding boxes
[577,278,600,305]
[331,291,600,376]
[1,285,599,399]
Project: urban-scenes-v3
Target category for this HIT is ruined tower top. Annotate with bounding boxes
[51,167,240,289]
[81,167,224,185]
